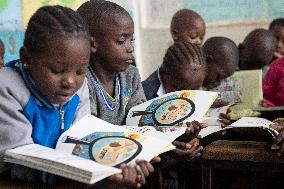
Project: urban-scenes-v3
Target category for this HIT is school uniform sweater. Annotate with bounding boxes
[0,60,90,183]
[87,65,146,125]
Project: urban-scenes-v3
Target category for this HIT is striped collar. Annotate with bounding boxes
[89,67,121,112]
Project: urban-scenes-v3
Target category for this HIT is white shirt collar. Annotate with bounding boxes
[157,69,166,97]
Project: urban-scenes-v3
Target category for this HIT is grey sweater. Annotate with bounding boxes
[87,65,146,125]
[0,66,90,183]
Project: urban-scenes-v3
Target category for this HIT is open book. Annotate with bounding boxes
[126,90,218,130]
[210,70,263,120]
[198,116,278,139]
[4,115,172,184]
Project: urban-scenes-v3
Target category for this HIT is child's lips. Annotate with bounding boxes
[125,59,133,64]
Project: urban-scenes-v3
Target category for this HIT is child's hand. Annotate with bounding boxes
[185,121,208,136]
[219,113,231,128]
[176,121,207,142]
[172,140,203,161]
[135,160,155,186]
[211,99,229,108]
[109,164,141,188]
[150,156,161,164]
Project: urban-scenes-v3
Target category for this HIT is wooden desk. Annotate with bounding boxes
[0,179,89,189]
[201,140,284,189]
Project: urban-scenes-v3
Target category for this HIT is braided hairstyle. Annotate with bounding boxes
[24,5,89,55]
[77,1,131,38]
[160,41,206,91]
[162,41,206,69]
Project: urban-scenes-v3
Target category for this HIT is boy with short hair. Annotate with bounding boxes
[202,36,239,90]
[170,9,206,46]
[238,28,277,71]
[269,18,284,59]
[77,1,145,126]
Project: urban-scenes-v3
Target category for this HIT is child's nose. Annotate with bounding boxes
[126,41,134,53]
[61,74,75,88]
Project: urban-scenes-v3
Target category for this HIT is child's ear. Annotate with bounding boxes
[90,37,98,53]
[171,30,179,41]
[20,47,32,67]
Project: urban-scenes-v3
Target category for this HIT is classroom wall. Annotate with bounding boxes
[134,0,284,79]
[1,0,283,80]
[0,0,134,63]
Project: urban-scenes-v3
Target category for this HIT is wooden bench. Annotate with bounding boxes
[201,140,284,189]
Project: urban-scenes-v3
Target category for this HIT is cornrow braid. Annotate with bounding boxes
[24,5,89,55]
[163,41,206,68]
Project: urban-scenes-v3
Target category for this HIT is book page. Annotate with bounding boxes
[227,70,263,120]
[230,117,273,128]
[126,90,218,130]
[203,104,231,126]
[56,115,170,167]
[5,144,121,184]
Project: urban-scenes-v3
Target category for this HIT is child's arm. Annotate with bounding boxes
[0,69,57,184]
[73,78,91,123]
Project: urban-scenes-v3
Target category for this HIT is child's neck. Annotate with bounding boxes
[91,63,116,97]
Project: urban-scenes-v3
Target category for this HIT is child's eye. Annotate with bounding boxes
[50,68,64,74]
[117,37,126,44]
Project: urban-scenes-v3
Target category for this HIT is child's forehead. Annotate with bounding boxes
[101,15,133,30]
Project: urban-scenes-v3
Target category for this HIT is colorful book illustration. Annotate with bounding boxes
[5,115,170,184]
[126,90,218,130]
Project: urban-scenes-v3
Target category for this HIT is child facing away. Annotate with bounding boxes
[269,18,284,59]
[170,9,206,46]
[238,28,277,71]
[202,37,239,90]
[77,1,145,126]
[0,39,4,68]
[0,5,146,188]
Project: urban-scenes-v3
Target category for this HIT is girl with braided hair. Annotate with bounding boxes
[142,42,207,189]
[0,5,91,184]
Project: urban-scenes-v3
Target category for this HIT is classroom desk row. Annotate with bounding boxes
[1,139,284,189]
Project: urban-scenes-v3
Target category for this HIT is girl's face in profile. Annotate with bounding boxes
[24,37,90,104]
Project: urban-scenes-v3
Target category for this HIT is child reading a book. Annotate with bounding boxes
[77,1,145,126]
[143,41,206,100]
[202,37,239,91]
[170,9,206,46]
[269,18,284,59]
[0,5,145,188]
[0,39,4,68]
[142,41,208,188]
[238,29,277,71]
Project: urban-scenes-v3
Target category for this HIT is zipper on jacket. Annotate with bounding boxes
[59,107,65,130]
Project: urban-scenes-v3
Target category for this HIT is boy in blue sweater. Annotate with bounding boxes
[0,5,143,188]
